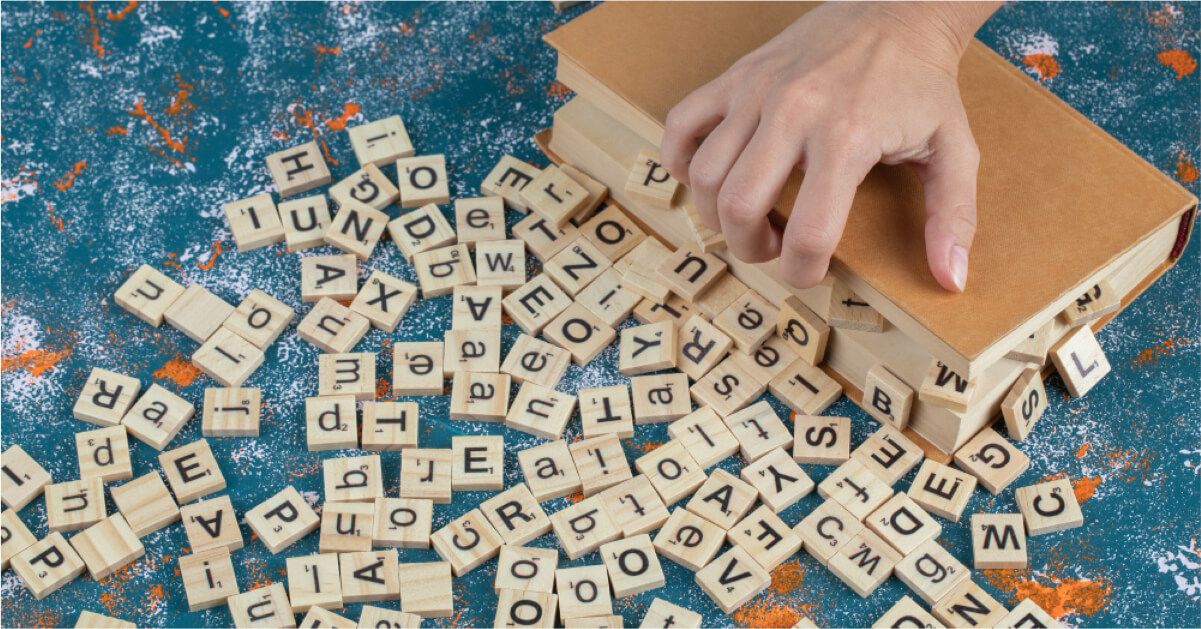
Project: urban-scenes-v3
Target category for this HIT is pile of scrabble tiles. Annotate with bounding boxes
[0,112,1079,629]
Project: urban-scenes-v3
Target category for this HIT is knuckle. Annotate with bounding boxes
[688,158,723,194]
[717,187,759,225]
[784,223,839,260]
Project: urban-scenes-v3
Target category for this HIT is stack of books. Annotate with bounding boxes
[539,2,1196,457]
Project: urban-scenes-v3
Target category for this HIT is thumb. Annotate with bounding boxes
[916,121,980,293]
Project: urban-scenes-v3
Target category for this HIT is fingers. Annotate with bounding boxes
[686,111,759,231]
[779,151,875,288]
[715,122,804,262]
[916,120,979,293]
[661,81,728,187]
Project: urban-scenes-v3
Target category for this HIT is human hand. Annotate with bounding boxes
[659,1,1000,292]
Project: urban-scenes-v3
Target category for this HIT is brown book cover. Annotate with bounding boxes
[545,1,1197,378]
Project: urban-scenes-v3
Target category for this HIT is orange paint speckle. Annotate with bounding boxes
[129,97,187,154]
[1,347,71,378]
[1133,336,1190,367]
[325,102,362,131]
[106,1,138,21]
[153,356,202,387]
[1022,53,1061,81]
[1072,475,1102,503]
[292,106,337,165]
[53,160,87,192]
[315,44,342,56]
[1175,151,1199,183]
[770,559,806,594]
[547,80,573,99]
[731,601,807,629]
[1157,49,1197,80]
[164,74,196,117]
[1075,442,1090,459]
[107,125,128,135]
[197,240,222,270]
[23,28,42,48]
[80,2,109,58]
[982,570,1113,619]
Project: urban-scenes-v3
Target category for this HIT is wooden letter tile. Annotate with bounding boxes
[73,367,141,428]
[545,237,613,296]
[792,415,851,465]
[625,149,679,208]
[324,455,383,503]
[245,485,320,553]
[642,598,703,629]
[550,496,621,560]
[919,359,976,413]
[727,505,803,571]
[482,154,540,212]
[392,341,445,395]
[11,532,85,599]
[556,565,613,620]
[952,427,1030,494]
[192,327,266,387]
[713,290,777,353]
[864,493,941,556]
[971,512,1027,569]
[543,302,617,365]
[396,154,450,208]
[657,247,727,302]
[476,239,528,290]
[286,553,343,612]
[579,385,635,439]
[480,483,552,545]
[305,395,358,451]
[388,203,456,261]
[444,328,502,375]
[689,354,766,418]
[340,549,400,603]
[115,264,185,326]
[76,425,132,482]
[908,459,978,522]
[372,497,433,548]
[768,359,843,416]
[676,315,733,381]
[668,407,740,468]
[297,298,371,353]
[361,401,419,451]
[576,267,641,327]
[75,611,138,629]
[513,212,579,261]
[1,510,36,571]
[631,373,692,424]
[329,164,399,211]
[318,352,376,399]
[1007,319,1055,365]
[180,494,243,552]
[300,607,355,628]
[495,545,558,593]
[653,508,724,572]
[326,200,388,259]
[110,472,179,537]
[740,447,814,512]
[827,529,903,597]
[571,434,634,497]
[414,244,476,298]
[224,289,294,349]
[818,459,895,520]
[45,478,106,532]
[694,546,770,614]
[180,547,239,611]
[301,254,358,303]
[692,272,745,320]
[267,140,331,197]
[399,448,453,504]
[828,282,885,332]
[455,196,507,246]
[580,205,646,261]
[68,513,145,580]
[1015,477,1083,535]
[452,285,504,330]
[872,596,942,629]
[931,579,1008,628]
[431,508,504,576]
[159,439,227,504]
[619,320,677,375]
[617,239,674,301]
[506,381,576,439]
[998,598,1060,629]
[598,474,670,536]
[496,589,558,628]
[1049,324,1111,397]
[795,500,863,565]
[519,440,582,501]
[635,440,705,505]
[348,115,414,166]
[279,194,332,252]
[864,365,914,430]
[503,334,572,388]
[600,534,665,597]
[722,401,792,462]
[227,582,295,628]
[686,469,757,530]
[776,296,830,366]
[350,270,417,332]
[503,274,572,335]
[851,424,924,486]
[224,193,284,252]
[633,294,698,330]
[1061,280,1120,328]
[452,435,505,490]
[522,165,589,226]
[399,561,453,618]
[1001,367,1048,441]
[165,284,236,342]
[449,371,511,421]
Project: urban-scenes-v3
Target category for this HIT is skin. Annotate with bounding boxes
[659,1,1002,293]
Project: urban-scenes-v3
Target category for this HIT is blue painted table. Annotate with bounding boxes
[2,2,1198,627]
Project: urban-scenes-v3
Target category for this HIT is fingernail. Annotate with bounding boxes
[949,245,968,292]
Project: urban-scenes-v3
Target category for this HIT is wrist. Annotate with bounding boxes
[867,1,1000,68]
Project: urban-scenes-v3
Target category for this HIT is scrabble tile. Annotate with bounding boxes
[396,154,450,208]
[864,365,915,430]
[348,115,415,166]
[11,532,85,599]
[740,447,814,512]
[727,504,803,570]
[795,499,863,565]
[495,545,558,593]
[997,599,1060,629]
[300,607,355,629]
[550,496,622,560]
[480,483,551,545]
[399,561,454,617]
[828,529,902,597]
[565,613,625,628]
[372,497,433,548]
[768,359,843,416]
[631,373,693,424]
[522,165,589,226]
[476,239,529,290]
[852,424,925,486]
[503,334,572,388]
[635,440,705,505]
[224,193,285,252]
[576,268,641,328]
[519,440,582,501]
[192,327,266,387]
[115,264,185,326]
[301,254,358,303]
[227,582,295,628]
[971,512,1027,569]
[828,282,885,332]
[619,320,677,376]
[297,298,371,353]
[451,435,505,490]
[1,510,36,570]
[712,290,777,353]
[577,385,635,439]
[686,468,757,530]
[600,534,665,597]
[580,204,646,261]
[675,315,733,380]
[556,565,613,619]
[792,415,851,465]
[109,472,179,537]
[496,589,559,628]
[340,549,400,603]
[776,296,830,366]
[872,596,942,629]
[689,354,766,418]
[571,434,634,497]
[688,272,742,320]
[224,289,294,349]
[598,474,670,536]
[657,247,726,302]
[75,611,137,629]
[723,401,792,462]
[287,553,343,612]
[324,455,384,503]
[931,579,1008,628]
[444,328,502,375]
[653,508,725,572]
[245,485,320,553]
[392,341,445,395]
[449,371,511,421]
[1006,319,1055,365]
[668,407,740,468]
[455,196,507,246]
[279,194,333,252]
[431,508,504,576]
[818,459,895,520]
[919,360,976,413]
[74,425,132,482]
[68,513,144,580]
[452,285,504,330]
[482,154,540,212]
[545,237,613,296]
[159,439,226,504]
[953,428,1030,494]
[267,140,332,197]
[361,401,419,451]
[73,367,141,428]
[1061,280,1120,327]
[907,460,977,522]
[507,381,576,439]
[414,244,476,298]
[305,396,358,451]
[1050,324,1111,397]
[349,270,417,332]
[616,239,674,301]
[399,448,453,504]
[319,352,376,399]
[180,494,243,552]
[641,598,703,629]
[330,164,399,211]
[504,274,572,335]
[561,163,609,222]
[513,212,580,261]
[165,284,236,342]
[326,200,389,259]
[865,493,941,556]
[625,149,679,208]
[180,546,239,611]
[1015,477,1084,535]
[633,294,699,330]
[694,546,770,614]
[1000,367,1048,441]
[388,203,456,261]
[543,302,617,365]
